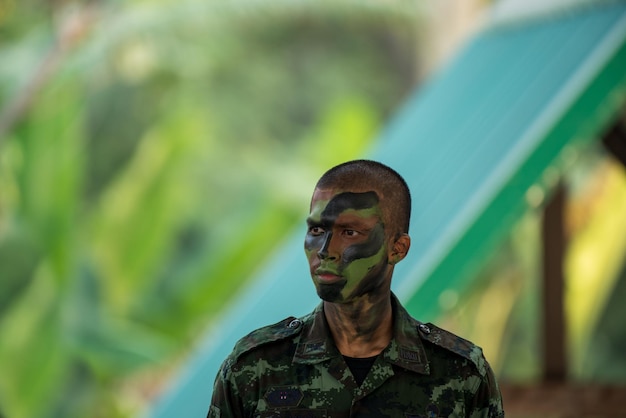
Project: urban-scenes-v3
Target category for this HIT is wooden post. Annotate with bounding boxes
[602,120,626,168]
[541,182,567,382]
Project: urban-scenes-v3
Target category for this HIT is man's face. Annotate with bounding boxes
[304,188,393,303]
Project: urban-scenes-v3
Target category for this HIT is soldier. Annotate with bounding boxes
[208,160,504,417]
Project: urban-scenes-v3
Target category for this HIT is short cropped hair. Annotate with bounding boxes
[314,160,411,236]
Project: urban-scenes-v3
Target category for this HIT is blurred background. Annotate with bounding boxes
[1,0,625,417]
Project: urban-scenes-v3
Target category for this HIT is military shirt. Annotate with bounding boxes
[209,294,504,417]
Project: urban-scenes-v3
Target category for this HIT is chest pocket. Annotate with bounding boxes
[255,410,327,418]
[404,400,466,418]
[257,386,327,418]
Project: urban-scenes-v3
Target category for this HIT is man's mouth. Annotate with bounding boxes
[315,270,343,283]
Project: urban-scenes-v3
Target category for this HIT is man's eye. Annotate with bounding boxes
[309,226,324,235]
[343,229,358,237]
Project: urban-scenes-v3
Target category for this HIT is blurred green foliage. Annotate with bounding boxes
[0,1,419,416]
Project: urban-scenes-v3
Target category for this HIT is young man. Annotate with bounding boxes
[209,160,504,417]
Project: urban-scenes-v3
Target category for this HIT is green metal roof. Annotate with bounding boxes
[147,2,626,417]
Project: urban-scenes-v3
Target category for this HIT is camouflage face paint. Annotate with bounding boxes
[304,190,391,303]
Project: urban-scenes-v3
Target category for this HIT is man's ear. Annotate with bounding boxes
[389,234,411,265]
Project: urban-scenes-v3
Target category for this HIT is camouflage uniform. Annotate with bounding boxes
[209,293,504,417]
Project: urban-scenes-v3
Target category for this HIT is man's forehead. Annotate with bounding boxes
[311,187,383,202]
[309,189,383,219]
[311,188,335,202]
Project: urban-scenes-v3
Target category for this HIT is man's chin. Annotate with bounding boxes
[316,281,346,302]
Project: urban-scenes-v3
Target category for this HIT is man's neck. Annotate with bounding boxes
[324,291,393,358]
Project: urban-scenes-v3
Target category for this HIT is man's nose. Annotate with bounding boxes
[317,232,337,260]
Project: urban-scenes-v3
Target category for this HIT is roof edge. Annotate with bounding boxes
[488,0,623,29]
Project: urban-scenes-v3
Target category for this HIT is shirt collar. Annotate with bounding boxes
[293,293,430,375]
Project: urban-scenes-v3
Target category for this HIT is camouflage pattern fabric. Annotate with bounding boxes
[209,293,504,417]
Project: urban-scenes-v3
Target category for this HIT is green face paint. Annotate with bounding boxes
[304,190,391,303]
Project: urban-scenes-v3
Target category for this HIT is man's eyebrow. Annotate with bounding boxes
[306,217,325,226]
[334,218,373,229]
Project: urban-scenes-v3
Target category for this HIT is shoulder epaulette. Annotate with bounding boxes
[418,322,487,376]
[231,316,304,361]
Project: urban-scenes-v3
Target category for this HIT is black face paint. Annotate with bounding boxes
[321,192,379,218]
[317,280,345,302]
[342,224,385,263]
